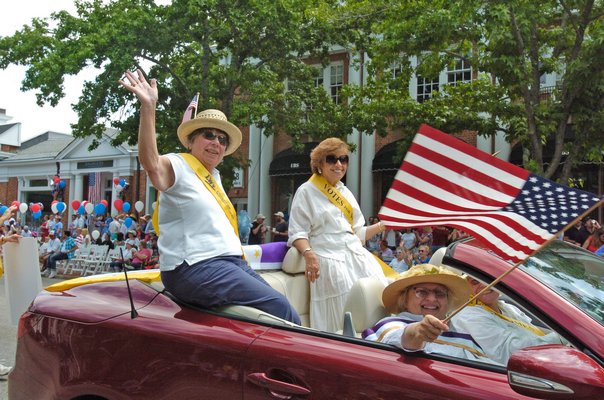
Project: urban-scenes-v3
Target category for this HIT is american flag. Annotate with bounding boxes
[378,124,602,263]
[88,172,103,205]
[181,93,199,123]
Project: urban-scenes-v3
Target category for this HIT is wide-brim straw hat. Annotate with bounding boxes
[382,264,470,314]
[177,109,242,156]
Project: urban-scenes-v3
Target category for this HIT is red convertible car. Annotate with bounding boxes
[8,239,604,399]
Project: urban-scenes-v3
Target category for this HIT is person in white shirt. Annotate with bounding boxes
[452,276,563,365]
[389,248,412,273]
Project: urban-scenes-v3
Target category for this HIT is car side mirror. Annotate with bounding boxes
[507,344,604,399]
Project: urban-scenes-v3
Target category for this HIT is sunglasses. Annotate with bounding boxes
[325,155,349,165]
[412,287,448,300]
[200,130,229,147]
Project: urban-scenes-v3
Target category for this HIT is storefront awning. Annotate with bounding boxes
[372,140,405,172]
[269,142,318,176]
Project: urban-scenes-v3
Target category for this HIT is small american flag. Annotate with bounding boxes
[88,172,103,205]
[378,124,602,263]
[181,93,199,123]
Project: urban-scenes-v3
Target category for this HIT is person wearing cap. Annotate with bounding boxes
[364,264,495,363]
[248,214,267,245]
[288,137,387,332]
[271,211,288,243]
[452,276,563,365]
[39,230,61,272]
[118,69,300,325]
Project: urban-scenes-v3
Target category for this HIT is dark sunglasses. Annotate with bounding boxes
[200,130,229,147]
[325,155,349,165]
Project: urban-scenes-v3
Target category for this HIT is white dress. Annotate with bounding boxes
[289,180,387,332]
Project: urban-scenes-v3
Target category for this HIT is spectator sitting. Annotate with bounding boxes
[414,245,431,265]
[389,248,412,273]
[378,240,394,263]
[452,276,564,365]
[130,240,152,270]
[39,231,61,273]
[109,242,135,272]
[364,264,495,364]
[582,227,604,253]
[20,225,33,238]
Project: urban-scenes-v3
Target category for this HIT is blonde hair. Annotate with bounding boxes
[309,138,349,174]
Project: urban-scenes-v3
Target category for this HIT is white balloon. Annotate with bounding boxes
[91,230,100,240]
[115,184,123,191]
[85,202,94,214]
[135,201,144,212]
[19,203,28,213]
[51,203,58,214]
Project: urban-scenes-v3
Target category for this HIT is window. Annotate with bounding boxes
[330,64,343,104]
[313,67,324,88]
[447,59,472,85]
[416,75,439,102]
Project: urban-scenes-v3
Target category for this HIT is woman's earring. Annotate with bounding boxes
[318,168,322,174]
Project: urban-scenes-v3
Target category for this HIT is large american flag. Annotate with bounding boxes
[88,172,103,205]
[181,93,199,123]
[378,124,602,263]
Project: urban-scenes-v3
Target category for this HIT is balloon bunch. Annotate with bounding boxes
[50,175,66,199]
[113,178,128,192]
[71,199,110,216]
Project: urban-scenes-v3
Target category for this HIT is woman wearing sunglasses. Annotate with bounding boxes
[288,137,387,332]
[118,69,300,325]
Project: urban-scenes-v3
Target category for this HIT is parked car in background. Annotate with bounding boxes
[8,240,604,399]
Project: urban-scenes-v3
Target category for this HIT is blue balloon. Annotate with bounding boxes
[124,217,133,228]
[59,180,66,189]
[0,206,7,215]
[56,202,66,213]
[78,205,85,215]
[33,210,42,219]
[94,203,106,215]
[119,178,126,187]
[122,202,131,213]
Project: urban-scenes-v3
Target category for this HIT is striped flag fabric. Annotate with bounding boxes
[181,93,199,124]
[378,124,602,263]
[88,172,103,204]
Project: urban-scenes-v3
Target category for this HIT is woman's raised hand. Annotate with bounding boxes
[118,69,158,106]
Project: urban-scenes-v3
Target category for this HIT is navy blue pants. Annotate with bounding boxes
[161,256,301,325]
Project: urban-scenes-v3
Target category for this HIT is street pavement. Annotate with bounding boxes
[0,275,63,399]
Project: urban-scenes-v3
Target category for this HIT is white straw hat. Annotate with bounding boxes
[177,109,242,156]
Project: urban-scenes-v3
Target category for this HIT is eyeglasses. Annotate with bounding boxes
[325,155,349,165]
[200,130,229,147]
[412,287,448,300]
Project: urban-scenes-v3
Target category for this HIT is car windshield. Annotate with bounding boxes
[520,240,604,325]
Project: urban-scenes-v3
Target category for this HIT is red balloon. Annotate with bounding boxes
[51,200,58,205]
[31,204,41,213]
[71,200,81,211]
[114,199,123,211]
[101,199,109,207]
[113,178,120,186]
[11,200,19,208]
[53,176,60,184]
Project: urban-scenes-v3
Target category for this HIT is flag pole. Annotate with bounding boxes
[194,92,199,117]
[443,196,604,323]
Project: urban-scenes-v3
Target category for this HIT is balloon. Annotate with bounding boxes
[71,200,81,211]
[91,230,100,240]
[0,206,7,215]
[113,199,123,212]
[78,205,85,215]
[124,217,133,228]
[59,180,66,189]
[11,200,20,208]
[51,200,58,205]
[113,178,120,186]
[56,202,66,213]
[101,199,108,207]
[51,203,58,214]
[115,184,123,191]
[122,202,131,213]
[119,178,126,187]
[31,204,41,213]
[94,203,106,215]
[19,203,28,213]
[134,201,144,212]
[85,202,94,214]
[33,210,42,219]
[38,202,44,210]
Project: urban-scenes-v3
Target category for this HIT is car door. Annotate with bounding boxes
[242,327,534,400]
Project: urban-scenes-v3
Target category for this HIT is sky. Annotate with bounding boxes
[0,1,92,141]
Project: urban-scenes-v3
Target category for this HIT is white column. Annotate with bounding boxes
[359,132,375,218]
[258,130,274,221]
[248,124,262,216]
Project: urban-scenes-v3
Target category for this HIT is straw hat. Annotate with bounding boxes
[177,109,242,156]
[382,264,470,314]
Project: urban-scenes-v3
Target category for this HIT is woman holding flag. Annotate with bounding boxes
[288,138,387,332]
[118,69,300,325]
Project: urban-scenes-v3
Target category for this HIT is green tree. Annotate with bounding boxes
[337,0,604,181]
[0,0,344,185]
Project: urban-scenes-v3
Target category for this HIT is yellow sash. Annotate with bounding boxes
[470,299,545,336]
[151,153,240,239]
[0,257,3,279]
[309,174,397,279]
